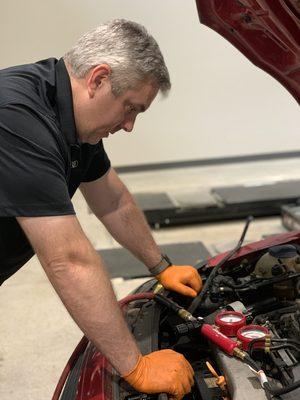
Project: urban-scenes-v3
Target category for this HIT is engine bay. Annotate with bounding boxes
[121,235,300,400]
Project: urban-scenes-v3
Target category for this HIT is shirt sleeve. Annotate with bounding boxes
[81,140,111,182]
[0,104,75,217]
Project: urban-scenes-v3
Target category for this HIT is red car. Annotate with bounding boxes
[53,1,300,399]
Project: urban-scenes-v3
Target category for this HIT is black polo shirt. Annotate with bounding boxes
[0,58,111,283]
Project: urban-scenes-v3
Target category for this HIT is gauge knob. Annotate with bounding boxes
[237,325,269,351]
[215,311,246,337]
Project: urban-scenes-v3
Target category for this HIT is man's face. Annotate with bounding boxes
[72,65,159,144]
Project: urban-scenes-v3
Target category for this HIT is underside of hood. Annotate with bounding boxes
[196,0,300,103]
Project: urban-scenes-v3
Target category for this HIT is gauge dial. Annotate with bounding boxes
[219,314,244,323]
[241,329,266,339]
[215,311,246,337]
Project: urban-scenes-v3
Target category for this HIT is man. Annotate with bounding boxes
[0,19,202,399]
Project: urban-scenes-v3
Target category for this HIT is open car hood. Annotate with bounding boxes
[196,0,300,103]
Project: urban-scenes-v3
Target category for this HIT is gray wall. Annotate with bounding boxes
[1,0,299,166]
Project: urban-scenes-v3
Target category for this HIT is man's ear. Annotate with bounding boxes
[87,64,111,97]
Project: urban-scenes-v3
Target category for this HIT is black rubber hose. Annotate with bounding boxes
[154,293,183,313]
[248,338,266,357]
[270,344,300,353]
[248,339,300,357]
[272,338,300,347]
[220,277,264,289]
[242,355,299,398]
[233,273,300,293]
[243,354,300,397]
[188,216,253,314]
[264,379,300,396]
[243,354,260,373]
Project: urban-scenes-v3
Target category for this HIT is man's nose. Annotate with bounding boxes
[121,116,136,133]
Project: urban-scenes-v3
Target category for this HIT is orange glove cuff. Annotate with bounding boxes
[122,354,143,381]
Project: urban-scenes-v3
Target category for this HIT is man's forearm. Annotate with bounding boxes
[99,190,162,269]
[44,244,140,375]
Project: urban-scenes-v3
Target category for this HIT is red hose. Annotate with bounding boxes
[52,292,154,400]
[119,292,154,308]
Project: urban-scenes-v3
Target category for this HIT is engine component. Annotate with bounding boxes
[188,216,253,314]
[193,363,225,400]
[213,348,267,400]
[143,240,300,398]
[215,311,246,337]
[254,245,300,278]
[206,361,229,397]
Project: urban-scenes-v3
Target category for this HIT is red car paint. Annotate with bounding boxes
[75,343,112,400]
[207,230,300,267]
[196,0,300,103]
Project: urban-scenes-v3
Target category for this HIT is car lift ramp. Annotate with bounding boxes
[99,241,210,279]
[281,203,300,231]
[132,180,300,228]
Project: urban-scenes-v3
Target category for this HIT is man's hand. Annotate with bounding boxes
[123,349,194,400]
[156,265,202,297]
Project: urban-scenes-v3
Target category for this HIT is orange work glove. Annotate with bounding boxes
[156,265,202,297]
[122,349,194,400]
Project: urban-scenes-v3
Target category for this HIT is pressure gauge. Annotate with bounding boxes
[215,311,246,337]
[237,325,269,351]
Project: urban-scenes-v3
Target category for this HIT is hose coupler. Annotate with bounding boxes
[178,309,198,322]
[233,347,247,360]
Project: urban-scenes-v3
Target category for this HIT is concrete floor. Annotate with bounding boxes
[0,158,294,399]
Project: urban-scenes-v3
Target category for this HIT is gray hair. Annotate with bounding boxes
[64,19,171,96]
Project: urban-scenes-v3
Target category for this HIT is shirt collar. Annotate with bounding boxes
[55,58,79,146]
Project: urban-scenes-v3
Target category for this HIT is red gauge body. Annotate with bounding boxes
[237,325,269,351]
[200,324,238,355]
[215,311,246,337]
